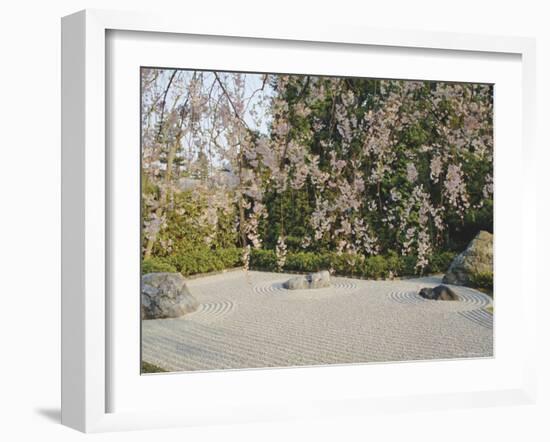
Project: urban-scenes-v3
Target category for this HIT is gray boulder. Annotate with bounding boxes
[419,285,459,301]
[284,275,309,290]
[141,273,199,319]
[443,231,493,287]
[284,270,331,290]
[309,270,331,288]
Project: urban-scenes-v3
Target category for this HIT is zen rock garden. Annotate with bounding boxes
[141,231,494,319]
[140,231,494,371]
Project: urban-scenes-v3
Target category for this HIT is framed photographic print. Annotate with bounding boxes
[61,9,537,432]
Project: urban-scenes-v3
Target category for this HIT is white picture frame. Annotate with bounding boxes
[61,9,537,433]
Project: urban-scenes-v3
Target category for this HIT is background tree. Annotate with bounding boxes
[141,68,493,274]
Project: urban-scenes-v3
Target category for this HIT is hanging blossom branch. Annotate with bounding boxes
[141,69,493,273]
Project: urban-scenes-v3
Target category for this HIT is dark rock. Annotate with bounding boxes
[141,272,199,319]
[418,285,459,301]
[443,231,493,287]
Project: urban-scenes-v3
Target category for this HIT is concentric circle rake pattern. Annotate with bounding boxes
[193,300,234,319]
[388,289,491,309]
[387,291,425,305]
[253,279,357,295]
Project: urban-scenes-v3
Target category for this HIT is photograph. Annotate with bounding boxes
[139,68,494,373]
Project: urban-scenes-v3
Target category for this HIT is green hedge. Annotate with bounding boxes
[250,249,456,279]
[144,247,456,279]
[249,248,278,270]
[284,251,331,273]
[168,247,242,276]
[141,257,178,274]
[427,251,456,273]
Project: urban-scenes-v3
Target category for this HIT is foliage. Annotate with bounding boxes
[426,251,456,273]
[250,248,457,279]
[471,271,494,291]
[141,257,177,274]
[249,248,278,271]
[169,247,242,276]
[143,185,238,259]
[140,68,493,274]
[283,251,332,273]
[261,76,493,269]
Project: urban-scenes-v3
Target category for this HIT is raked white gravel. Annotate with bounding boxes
[142,270,493,372]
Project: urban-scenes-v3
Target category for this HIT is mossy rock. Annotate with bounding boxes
[443,231,493,287]
[141,273,199,319]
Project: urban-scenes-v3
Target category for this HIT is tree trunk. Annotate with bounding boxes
[237,147,248,248]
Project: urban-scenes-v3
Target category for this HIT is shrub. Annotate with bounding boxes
[162,246,464,280]
[284,251,332,273]
[141,257,178,274]
[427,251,456,273]
[327,253,359,275]
[250,248,459,279]
[169,247,243,276]
[385,250,403,275]
[249,249,277,271]
[252,249,389,278]
[471,271,493,291]
[171,249,219,275]
[146,189,239,258]
[215,247,243,268]
[399,254,418,276]
[363,255,388,279]
[284,236,304,251]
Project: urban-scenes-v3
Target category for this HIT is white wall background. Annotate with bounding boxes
[0,1,547,441]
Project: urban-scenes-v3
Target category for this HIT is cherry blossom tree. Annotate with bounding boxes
[141,68,493,274]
